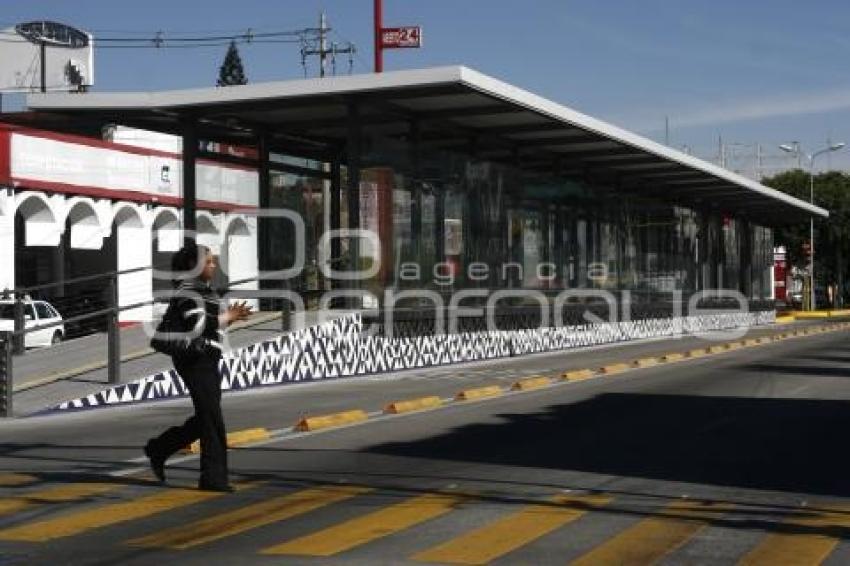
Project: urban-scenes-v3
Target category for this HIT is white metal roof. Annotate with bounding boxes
[24,65,827,220]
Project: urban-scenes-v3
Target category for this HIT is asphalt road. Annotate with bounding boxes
[1,327,850,564]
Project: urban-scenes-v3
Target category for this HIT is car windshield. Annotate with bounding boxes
[0,304,13,319]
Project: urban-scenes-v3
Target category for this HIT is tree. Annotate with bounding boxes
[762,169,850,306]
[216,41,247,86]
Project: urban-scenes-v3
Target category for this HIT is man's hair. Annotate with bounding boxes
[171,243,210,277]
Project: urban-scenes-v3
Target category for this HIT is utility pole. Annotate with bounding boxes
[374,0,383,72]
[40,40,47,92]
[301,12,356,78]
[664,116,669,146]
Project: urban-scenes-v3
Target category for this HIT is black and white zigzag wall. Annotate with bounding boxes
[49,310,775,412]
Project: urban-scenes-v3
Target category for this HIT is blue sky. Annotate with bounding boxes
[2,0,849,175]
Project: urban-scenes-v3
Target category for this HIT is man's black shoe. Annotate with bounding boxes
[198,483,236,493]
[143,443,166,483]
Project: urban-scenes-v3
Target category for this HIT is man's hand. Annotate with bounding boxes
[221,301,253,327]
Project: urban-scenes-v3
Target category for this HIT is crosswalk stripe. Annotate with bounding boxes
[570,499,733,566]
[0,485,254,542]
[261,491,469,556]
[0,473,37,487]
[738,505,850,565]
[411,493,612,565]
[127,484,371,550]
[0,483,117,518]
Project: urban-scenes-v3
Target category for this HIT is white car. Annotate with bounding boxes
[0,300,66,348]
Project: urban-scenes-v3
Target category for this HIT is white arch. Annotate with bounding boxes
[195,210,221,254]
[112,204,144,229]
[14,192,60,246]
[152,206,181,253]
[222,213,258,307]
[64,199,105,250]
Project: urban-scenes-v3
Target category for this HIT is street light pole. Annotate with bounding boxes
[779,142,845,310]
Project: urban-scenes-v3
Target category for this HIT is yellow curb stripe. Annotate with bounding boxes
[411,493,611,565]
[0,483,118,518]
[572,500,733,566]
[184,427,271,454]
[455,386,504,401]
[384,396,443,414]
[295,410,369,432]
[510,376,552,391]
[632,357,660,368]
[128,484,371,550]
[599,363,631,375]
[262,492,468,556]
[562,369,596,382]
[739,505,850,566]
[0,473,37,487]
[0,484,258,542]
[661,353,686,362]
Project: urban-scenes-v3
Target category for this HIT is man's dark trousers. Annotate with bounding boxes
[147,356,228,487]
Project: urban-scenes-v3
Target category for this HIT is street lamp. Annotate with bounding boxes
[779,141,845,310]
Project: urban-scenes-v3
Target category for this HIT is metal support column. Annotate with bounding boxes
[12,294,24,355]
[330,155,342,289]
[0,332,12,417]
[347,101,362,304]
[107,275,121,384]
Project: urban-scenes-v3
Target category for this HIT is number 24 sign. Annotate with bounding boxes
[381,26,423,49]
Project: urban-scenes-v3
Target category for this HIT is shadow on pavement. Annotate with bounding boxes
[367,393,850,497]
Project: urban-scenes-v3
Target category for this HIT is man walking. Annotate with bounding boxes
[144,244,251,492]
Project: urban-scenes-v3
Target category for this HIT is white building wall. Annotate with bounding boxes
[0,189,14,293]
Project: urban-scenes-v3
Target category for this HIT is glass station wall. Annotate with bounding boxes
[334,134,774,302]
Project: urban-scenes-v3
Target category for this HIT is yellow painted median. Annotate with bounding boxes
[455,385,504,401]
[295,410,369,432]
[511,376,552,391]
[384,396,443,414]
[185,427,270,454]
[561,369,597,382]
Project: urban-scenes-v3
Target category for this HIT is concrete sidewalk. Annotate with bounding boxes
[8,315,836,418]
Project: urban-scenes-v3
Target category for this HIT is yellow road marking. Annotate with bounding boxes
[295,410,369,432]
[562,369,596,382]
[511,376,552,391]
[412,493,611,565]
[738,505,850,565]
[571,499,732,566]
[128,484,370,550]
[632,357,660,368]
[0,484,255,542]
[384,396,443,414]
[455,385,503,401]
[261,491,468,556]
[0,483,117,518]
[599,363,630,375]
[0,473,37,487]
[183,427,270,454]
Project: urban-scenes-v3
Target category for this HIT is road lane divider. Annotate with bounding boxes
[295,410,369,432]
[687,348,710,358]
[183,427,271,454]
[384,396,443,414]
[561,369,597,382]
[599,363,631,375]
[661,352,686,362]
[455,385,504,401]
[510,376,552,391]
[632,357,661,368]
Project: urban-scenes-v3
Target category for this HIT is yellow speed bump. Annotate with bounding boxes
[724,342,743,350]
[384,396,443,414]
[687,348,710,358]
[511,376,552,391]
[743,338,761,347]
[707,344,727,353]
[660,353,686,362]
[455,385,504,401]
[599,363,631,375]
[295,410,369,432]
[561,369,596,382]
[632,357,660,368]
[184,428,270,454]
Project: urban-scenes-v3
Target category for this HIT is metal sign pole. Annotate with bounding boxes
[12,294,24,355]
[0,332,12,418]
[107,276,121,384]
